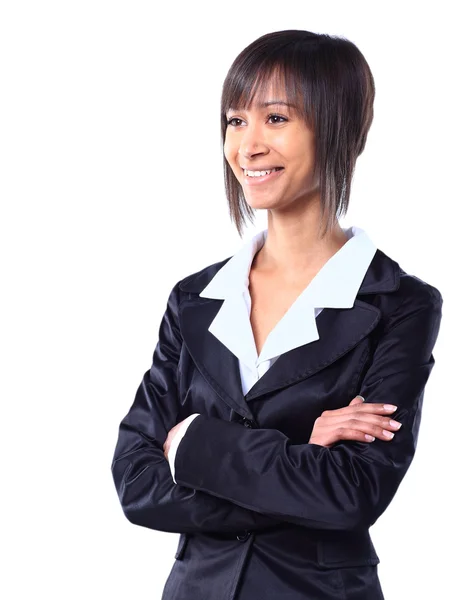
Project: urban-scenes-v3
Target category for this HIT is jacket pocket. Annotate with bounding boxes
[174,533,189,560]
[317,532,380,568]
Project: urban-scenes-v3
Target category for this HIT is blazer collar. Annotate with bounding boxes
[177,238,400,421]
[198,226,379,368]
[198,225,378,309]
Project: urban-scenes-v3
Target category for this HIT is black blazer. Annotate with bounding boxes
[111,247,443,600]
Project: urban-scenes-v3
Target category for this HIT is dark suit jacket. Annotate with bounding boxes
[111,247,443,600]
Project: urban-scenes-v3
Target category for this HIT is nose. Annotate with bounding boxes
[237,119,269,160]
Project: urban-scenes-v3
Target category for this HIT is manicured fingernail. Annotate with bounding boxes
[383,430,394,438]
[383,404,397,412]
[389,420,402,429]
[356,395,365,402]
[365,434,375,441]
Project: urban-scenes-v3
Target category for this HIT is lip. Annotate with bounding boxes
[241,166,283,171]
[243,168,284,186]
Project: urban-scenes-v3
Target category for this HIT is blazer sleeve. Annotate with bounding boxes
[174,286,443,531]
[110,281,282,534]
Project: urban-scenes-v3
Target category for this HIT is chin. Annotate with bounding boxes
[244,196,281,211]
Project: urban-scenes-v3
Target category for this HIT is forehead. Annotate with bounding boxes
[227,77,299,112]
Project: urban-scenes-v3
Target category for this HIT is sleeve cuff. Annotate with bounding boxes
[168,413,201,484]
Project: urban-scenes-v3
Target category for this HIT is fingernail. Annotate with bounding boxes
[383,430,394,438]
[365,434,375,441]
[356,395,365,402]
[389,420,402,429]
[383,404,398,412]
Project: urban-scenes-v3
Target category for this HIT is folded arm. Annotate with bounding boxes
[110,282,282,534]
[174,289,443,531]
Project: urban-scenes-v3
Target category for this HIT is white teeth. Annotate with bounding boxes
[244,168,281,177]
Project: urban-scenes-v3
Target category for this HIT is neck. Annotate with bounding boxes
[254,205,349,278]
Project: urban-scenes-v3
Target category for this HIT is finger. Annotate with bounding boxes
[321,403,398,417]
[342,419,400,441]
[349,395,365,406]
[317,412,402,431]
[310,428,377,447]
[325,426,392,444]
[316,421,399,442]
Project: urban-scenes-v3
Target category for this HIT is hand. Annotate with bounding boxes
[308,395,402,447]
[163,419,187,460]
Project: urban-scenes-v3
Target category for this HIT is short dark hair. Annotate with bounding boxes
[220,30,375,237]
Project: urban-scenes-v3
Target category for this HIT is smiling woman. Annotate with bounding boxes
[111,28,443,600]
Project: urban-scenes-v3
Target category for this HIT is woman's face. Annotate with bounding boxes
[224,79,319,212]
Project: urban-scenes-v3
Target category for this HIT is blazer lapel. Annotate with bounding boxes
[178,249,400,419]
[178,295,251,418]
[244,300,381,402]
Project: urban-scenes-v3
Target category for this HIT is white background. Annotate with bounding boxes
[1,1,466,598]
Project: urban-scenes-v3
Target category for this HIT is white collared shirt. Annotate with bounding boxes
[168,225,377,483]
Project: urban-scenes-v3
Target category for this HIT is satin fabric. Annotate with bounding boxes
[167,224,377,480]
[110,247,443,600]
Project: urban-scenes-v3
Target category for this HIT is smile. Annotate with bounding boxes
[243,167,284,186]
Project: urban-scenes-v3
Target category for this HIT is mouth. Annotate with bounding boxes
[242,167,284,186]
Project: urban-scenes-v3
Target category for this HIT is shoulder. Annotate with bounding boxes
[387,246,442,310]
[368,249,443,334]
[398,268,442,306]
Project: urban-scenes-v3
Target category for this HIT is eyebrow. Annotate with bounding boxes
[259,100,297,108]
[226,100,297,112]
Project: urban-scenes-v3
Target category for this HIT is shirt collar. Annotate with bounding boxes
[199,228,267,300]
[199,225,377,310]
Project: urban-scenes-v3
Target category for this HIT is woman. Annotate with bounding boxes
[111,30,443,599]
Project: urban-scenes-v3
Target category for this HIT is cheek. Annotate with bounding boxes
[277,134,313,164]
[223,136,237,163]
[284,129,315,164]
[292,147,316,181]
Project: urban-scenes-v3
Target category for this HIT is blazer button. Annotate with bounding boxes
[236,531,251,542]
[243,418,252,428]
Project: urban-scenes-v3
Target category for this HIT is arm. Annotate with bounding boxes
[174,287,443,531]
[110,282,282,534]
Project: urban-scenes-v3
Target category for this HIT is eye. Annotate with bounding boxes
[267,114,287,124]
[226,114,288,127]
[226,117,243,127]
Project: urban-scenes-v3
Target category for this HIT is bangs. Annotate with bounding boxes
[221,59,310,126]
